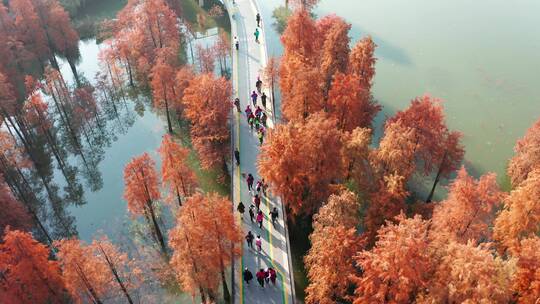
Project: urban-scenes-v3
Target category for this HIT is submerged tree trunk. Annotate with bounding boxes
[426,151,448,203]
[67,57,81,87]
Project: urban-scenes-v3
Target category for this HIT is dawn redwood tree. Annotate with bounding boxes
[0,176,31,235]
[425,130,464,202]
[280,56,324,121]
[327,72,380,131]
[0,229,65,304]
[431,167,504,244]
[363,173,408,247]
[89,237,142,304]
[55,238,109,304]
[351,214,432,304]
[262,56,280,112]
[169,195,220,302]
[258,112,344,217]
[305,190,361,304]
[386,95,463,197]
[493,169,540,254]
[317,16,351,99]
[512,236,540,303]
[341,127,376,191]
[194,192,242,303]
[287,0,320,10]
[417,241,513,303]
[507,117,540,188]
[349,36,377,90]
[151,50,178,133]
[214,29,230,76]
[372,120,417,180]
[174,66,196,112]
[182,74,231,170]
[280,9,319,63]
[123,153,168,256]
[196,45,215,74]
[158,134,198,206]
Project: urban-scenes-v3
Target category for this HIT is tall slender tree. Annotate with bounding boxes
[158,134,198,207]
[507,117,540,188]
[0,229,65,304]
[123,153,167,256]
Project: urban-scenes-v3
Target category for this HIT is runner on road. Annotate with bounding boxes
[256,269,266,288]
[261,92,267,108]
[253,194,261,210]
[256,13,261,27]
[234,97,241,112]
[256,210,264,229]
[255,235,262,252]
[270,207,278,226]
[249,204,256,222]
[256,77,262,92]
[268,268,277,286]
[234,36,239,50]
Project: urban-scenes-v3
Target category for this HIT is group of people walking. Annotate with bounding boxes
[231,4,285,294]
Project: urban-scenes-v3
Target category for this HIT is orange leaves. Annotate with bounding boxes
[182,73,232,170]
[55,236,142,303]
[512,237,540,303]
[328,72,380,131]
[158,134,198,206]
[431,167,504,244]
[169,193,242,298]
[305,191,361,304]
[418,241,513,304]
[493,169,540,254]
[349,36,377,90]
[0,229,65,304]
[123,153,161,216]
[352,215,432,304]
[258,112,344,216]
[507,118,540,188]
[0,177,31,234]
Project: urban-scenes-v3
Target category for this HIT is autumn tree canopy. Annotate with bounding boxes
[123,153,167,255]
[182,73,231,170]
[352,214,432,304]
[169,193,242,302]
[0,229,65,304]
[158,134,198,206]
[258,112,344,216]
[305,190,361,304]
[507,117,540,188]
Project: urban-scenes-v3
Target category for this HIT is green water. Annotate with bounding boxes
[317,0,540,181]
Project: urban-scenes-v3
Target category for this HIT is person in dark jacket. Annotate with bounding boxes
[245,231,254,249]
[261,92,267,108]
[246,173,254,191]
[234,149,240,166]
[243,268,253,285]
[237,201,245,219]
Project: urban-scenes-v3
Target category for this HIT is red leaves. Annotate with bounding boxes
[0,229,65,304]
[258,112,344,216]
[123,153,161,217]
[182,73,232,170]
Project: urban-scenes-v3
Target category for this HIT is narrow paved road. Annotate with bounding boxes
[225,0,295,303]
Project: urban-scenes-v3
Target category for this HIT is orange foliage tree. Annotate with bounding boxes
[385,95,463,201]
[431,167,504,244]
[342,127,376,191]
[258,112,344,217]
[151,50,178,133]
[0,229,65,304]
[169,193,242,302]
[262,56,280,112]
[417,241,513,303]
[493,169,540,254]
[363,173,408,246]
[196,45,215,74]
[182,73,231,170]
[0,176,31,234]
[280,56,324,121]
[351,214,432,304]
[174,66,196,113]
[55,237,142,304]
[158,134,198,206]
[304,190,361,303]
[55,238,110,303]
[123,153,167,255]
[327,72,380,131]
[317,15,351,98]
[512,237,540,303]
[507,117,540,188]
[349,36,377,90]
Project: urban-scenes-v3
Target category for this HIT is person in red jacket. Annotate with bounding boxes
[268,267,277,285]
[256,269,266,288]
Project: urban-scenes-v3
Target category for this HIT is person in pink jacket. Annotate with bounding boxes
[256,210,264,229]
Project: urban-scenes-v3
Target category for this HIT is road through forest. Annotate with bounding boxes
[225,0,295,303]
